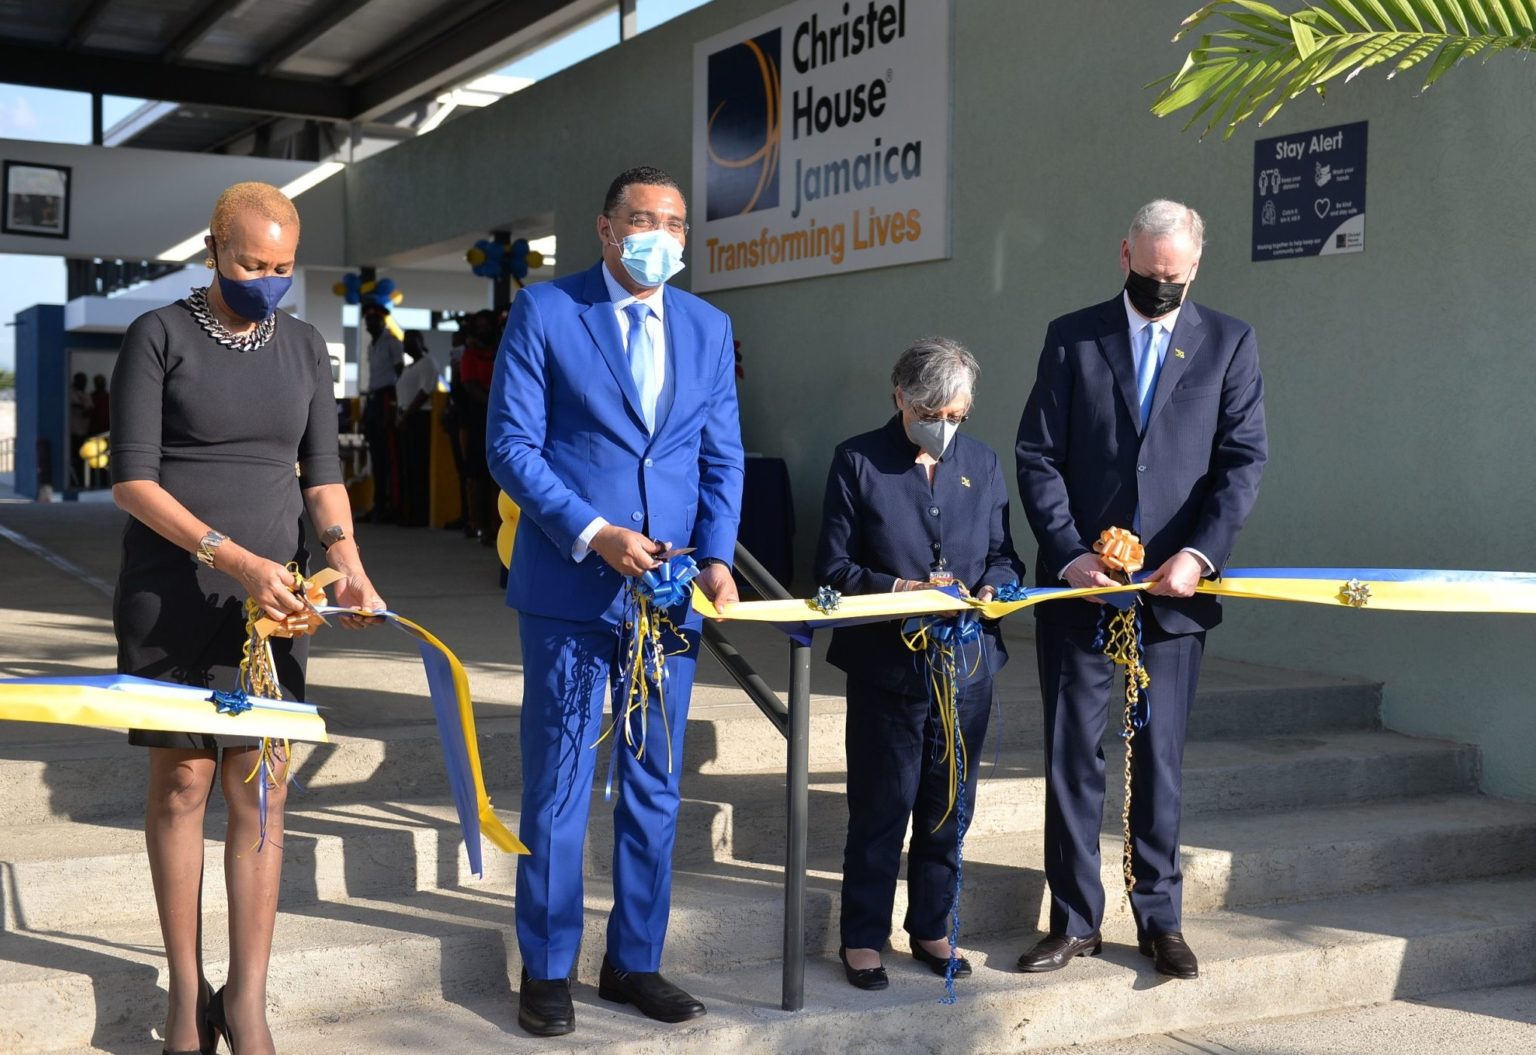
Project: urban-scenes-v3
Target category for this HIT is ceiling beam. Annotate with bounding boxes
[349,0,598,122]
[163,0,245,63]
[0,40,355,121]
[254,0,376,77]
[63,0,115,50]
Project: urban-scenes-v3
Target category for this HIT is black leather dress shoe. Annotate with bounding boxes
[839,946,889,991]
[911,943,972,978]
[597,957,706,1023]
[1017,932,1103,972]
[1139,931,1199,978]
[518,969,575,1037]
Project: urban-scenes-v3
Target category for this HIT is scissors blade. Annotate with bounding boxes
[658,546,696,560]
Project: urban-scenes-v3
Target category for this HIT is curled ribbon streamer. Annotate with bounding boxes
[591,555,697,800]
[901,602,985,1002]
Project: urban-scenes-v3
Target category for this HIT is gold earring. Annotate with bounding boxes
[204,256,215,269]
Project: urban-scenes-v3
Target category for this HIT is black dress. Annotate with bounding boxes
[109,292,343,749]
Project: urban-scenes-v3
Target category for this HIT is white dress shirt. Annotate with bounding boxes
[571,266,669,562]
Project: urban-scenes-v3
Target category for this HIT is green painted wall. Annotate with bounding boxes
[346,0,1536,800]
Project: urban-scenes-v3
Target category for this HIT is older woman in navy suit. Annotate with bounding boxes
[815,337,1024,989]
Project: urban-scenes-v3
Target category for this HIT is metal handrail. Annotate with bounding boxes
[699,541,811,1012]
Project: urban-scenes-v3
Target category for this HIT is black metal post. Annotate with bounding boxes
[782,636,811,1011]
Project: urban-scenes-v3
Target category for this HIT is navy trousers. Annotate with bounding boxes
[840,674,993,950]
[515,608,700,980]
[1036,613,1205,939]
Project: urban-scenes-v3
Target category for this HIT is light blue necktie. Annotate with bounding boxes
[1136,322,1162,429]
[624,302,659,431]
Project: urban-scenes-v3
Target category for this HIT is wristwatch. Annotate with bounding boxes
[196,530,227,568]
[320,525,347,550]
[697,557,727,570]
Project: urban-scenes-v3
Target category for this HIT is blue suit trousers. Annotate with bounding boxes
[840,674,993,950]
[1037,615,1205,939]
[515,608,700,979]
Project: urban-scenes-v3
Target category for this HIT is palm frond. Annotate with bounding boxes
[1152,0,1536,138]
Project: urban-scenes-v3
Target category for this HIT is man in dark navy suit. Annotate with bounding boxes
[1015,200,1267,980]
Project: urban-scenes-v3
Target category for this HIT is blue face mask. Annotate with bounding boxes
[214,252,292,322]
[614,228,686,288]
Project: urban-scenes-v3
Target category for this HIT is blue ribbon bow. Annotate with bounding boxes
[637,555,700,609]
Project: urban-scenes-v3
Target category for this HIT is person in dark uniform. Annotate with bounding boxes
[110,181,386,1055]
[814,337,1024,990]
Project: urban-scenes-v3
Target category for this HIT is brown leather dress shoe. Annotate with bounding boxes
[1017,932,1103,972]
[1139,931,1200,979]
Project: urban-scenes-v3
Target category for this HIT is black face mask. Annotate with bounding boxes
[1124,268,1187,319]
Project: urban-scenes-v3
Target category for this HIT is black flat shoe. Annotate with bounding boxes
[1017,931,1103,973]
[911,942,972,978]
[518,968,575,1037]
[1139,931,1200,979]
[597,956,706,1023]
[838,946,889,991]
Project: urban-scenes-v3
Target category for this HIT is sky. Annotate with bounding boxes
[0,0,711,372]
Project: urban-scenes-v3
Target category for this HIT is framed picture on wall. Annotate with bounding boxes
[2,161,71,239]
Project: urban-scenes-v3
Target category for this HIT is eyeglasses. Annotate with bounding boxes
[614,211,689,238]
[914,410,969,425]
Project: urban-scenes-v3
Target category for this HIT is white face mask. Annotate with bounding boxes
[904,416,959,459]
[606,224,686,288]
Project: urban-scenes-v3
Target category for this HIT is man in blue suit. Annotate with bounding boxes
[487,166,743,1036]
[1015,200,1266,980]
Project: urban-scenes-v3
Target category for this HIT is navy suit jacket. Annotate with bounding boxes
[486,261,744,622]
[1015,296,1267,634]
[816,416,1024,696]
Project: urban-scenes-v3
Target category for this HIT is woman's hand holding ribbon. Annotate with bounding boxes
[233,553,309,622]
[331,569,387,630]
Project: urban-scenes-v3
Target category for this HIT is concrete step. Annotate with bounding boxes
[0,734,1486,933]
[18,874,1536,1054]
[0,669,1382,827]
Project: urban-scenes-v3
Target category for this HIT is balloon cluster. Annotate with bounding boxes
[332,272,405,310]
[466,238,545,282]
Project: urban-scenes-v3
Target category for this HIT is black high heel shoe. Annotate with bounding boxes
[205,986,233,1054]
[838,945,889,991]
[163,978,216,1055]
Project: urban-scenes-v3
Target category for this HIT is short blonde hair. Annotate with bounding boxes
[209,182,300,245]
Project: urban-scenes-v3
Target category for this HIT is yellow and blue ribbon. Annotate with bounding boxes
[592,555,699,800]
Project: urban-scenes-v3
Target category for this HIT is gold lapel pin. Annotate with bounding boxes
[1175,348,1187,359]
[960,476,972,487]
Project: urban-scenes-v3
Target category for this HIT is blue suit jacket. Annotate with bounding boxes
[816,416,1024,696]
[486,262,744,622]
[1015,296,1267,633]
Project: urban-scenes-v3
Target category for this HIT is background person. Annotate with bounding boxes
[360,303,404,523]
[815,337,1022,990]
[394,329,437,527]
[110,181,385,1055]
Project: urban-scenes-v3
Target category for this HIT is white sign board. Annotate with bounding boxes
[690,0,952,292]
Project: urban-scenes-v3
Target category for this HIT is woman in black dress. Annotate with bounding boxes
[111,182,385,1055]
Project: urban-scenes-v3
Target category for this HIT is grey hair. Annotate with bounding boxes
[1127,199,1205,254]
[891,336,979,413]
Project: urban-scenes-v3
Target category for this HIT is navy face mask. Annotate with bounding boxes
[213,249,292,322]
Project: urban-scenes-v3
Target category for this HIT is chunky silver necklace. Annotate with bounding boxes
[186,286,275,352]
